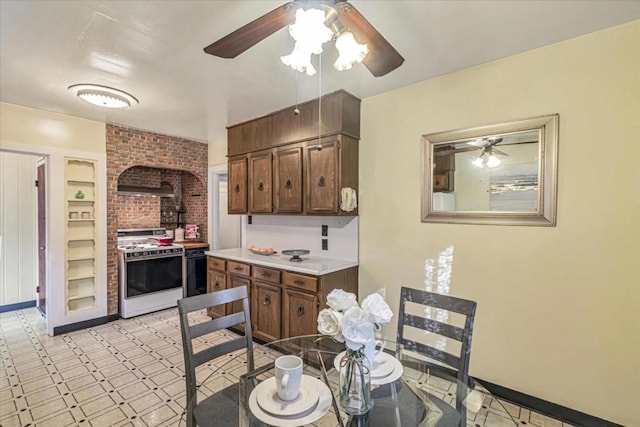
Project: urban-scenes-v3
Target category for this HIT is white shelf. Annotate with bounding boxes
[65,157,98,314]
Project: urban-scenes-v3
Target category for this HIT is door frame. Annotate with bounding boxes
[208,164,245,250]
[36,158,47,315]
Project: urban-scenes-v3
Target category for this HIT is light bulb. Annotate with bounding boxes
[281,42,316,76]
[487,154,501,168]
[472,157,484,168]
[334,31,369,71]
[287,9,332,54]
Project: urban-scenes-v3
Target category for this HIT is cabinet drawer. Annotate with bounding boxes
[283,272,318,293]
[207,257,226,271]
[228,261,251,276]
[253,266,281,284]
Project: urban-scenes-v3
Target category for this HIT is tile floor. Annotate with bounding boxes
[0,308,572,427]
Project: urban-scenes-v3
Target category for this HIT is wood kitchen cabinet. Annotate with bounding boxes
[206,257,227,319]
[433,146,455,192]
[226,90,360,217]
[248,150,273,213]
[207,256,358,341]
[274,146,303,213]
[228,155,248,213]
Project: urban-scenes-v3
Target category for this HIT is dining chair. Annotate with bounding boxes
[395,286,477,427]
[178,286,254,427]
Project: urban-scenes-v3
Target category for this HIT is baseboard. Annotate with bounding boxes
[53,314,120,335]
[476,378,622,427]
[0,300,36,313]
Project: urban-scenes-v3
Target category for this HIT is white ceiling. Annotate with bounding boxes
[1,1,638,143]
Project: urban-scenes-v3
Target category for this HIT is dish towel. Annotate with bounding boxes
[340,187,358,212]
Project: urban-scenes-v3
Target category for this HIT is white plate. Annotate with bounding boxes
[333,351,404,385]
[255,377,320,417]
[249,376,332,426]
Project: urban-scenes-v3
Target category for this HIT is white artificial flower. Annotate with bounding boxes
[361,292,393,324]
[317,308,344,342]
[341,307,376,350]
[326,289,358,312]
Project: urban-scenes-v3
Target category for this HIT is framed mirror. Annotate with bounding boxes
[422,114,558,226]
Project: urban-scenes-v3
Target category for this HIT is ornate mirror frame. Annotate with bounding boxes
[421,114,559,226]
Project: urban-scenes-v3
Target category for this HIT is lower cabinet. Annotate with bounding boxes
[206,256,357,342]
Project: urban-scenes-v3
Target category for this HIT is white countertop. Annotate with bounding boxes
[205,248,358,275]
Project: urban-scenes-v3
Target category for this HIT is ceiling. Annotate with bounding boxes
[1,1,638,144]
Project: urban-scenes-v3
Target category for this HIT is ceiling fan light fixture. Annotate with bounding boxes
[288,8,332,54]
[68,84,138,109]
[487,153,501,168]
[333,31,369,71]
[281,42,317,76]
[472,157,484,168]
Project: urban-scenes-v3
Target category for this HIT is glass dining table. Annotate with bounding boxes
[185,334,517,427]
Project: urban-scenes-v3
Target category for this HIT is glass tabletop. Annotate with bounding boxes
[184,334,518,427]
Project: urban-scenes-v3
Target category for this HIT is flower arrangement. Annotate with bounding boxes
[317,289,393,415]
[317,289,393,351]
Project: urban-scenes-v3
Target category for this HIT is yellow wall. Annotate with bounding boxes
[359,21,639,425]
[208,138,227,166]
[0,103,105,152]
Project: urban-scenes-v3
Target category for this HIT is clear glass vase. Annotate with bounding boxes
[339,347,371,415]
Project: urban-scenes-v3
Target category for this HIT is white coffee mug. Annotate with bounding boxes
[275,355,303,401]
[364,340,385,368]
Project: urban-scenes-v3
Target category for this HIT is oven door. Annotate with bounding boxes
[125,254,183,298]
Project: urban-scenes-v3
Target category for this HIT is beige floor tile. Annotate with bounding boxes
[88,406,128,427]
[29,396,68,421]
[80,394,116,417]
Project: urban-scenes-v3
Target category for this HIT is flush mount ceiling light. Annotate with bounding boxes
[68,84,138,109]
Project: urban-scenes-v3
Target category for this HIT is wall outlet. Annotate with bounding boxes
[322,239,328,250]
[321,225,328,236]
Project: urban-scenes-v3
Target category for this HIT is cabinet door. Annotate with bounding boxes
[283,289,319,338]
[305,140,339,213]
[252,281,282,342]
[227,275,251,332]
[248,151,273,213]
[206,271,227,318]
[228,156,248,213]
[275,146,303,213]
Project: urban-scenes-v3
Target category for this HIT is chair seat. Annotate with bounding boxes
[193,383,239,427]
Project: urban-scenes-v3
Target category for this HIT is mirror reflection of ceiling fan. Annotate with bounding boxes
[435,134,538,168]
[203,0,404,77]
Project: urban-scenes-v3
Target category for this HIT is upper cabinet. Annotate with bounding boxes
[227,90,360,216]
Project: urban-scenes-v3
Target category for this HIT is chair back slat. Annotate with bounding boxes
[397,286,477,427]
[179,286,248,313]
[193,336,248,368]
[189,311,247,339]
[400,338,461,369]
[403,313,464,341]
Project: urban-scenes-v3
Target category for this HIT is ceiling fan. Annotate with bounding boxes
[203,0,404,77]
[435,137,508,157]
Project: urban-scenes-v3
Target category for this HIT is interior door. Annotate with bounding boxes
[37,162,46,315]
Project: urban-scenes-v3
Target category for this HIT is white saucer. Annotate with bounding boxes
[255,377,320,417]
[333,351,404,385]
[249,376,332,426]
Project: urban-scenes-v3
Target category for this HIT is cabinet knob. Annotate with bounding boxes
[318,176,325,187]
[297,304,305,316]
[258,182,264,191]
[214,282,220,290]
[263,295,271,305]
[234,184,240,193]
[285,179,292,189]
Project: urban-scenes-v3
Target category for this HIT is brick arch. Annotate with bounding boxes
[106,124,208,315]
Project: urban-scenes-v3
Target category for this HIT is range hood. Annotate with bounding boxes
[117,184,175,198]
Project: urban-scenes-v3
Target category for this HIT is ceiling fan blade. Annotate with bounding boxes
[204,2,297,58]
[336,2,404,77]
[492,148,509,156]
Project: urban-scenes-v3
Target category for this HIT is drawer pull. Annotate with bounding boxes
[234,184,240,193]
[262,272,271,277]
[297,304,305,316]
[263,295,271,306]
[234,266,243,271]
[285,179,292,189]
[318,176,325,187]
[258,182,264,191]
[214,282,220,290]
[294,279,304,286]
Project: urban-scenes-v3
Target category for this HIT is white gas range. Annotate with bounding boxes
[117,228,185,318]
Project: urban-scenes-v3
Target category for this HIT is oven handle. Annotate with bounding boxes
[123,253,184,262]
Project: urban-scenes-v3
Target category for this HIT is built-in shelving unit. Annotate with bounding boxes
[65,158,97,313]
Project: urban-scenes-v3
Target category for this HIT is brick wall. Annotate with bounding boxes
[107,124,208,315]
[182,172,207,234]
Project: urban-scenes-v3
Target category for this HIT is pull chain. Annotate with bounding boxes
[317,54,323,151]
[294,71,300,115]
